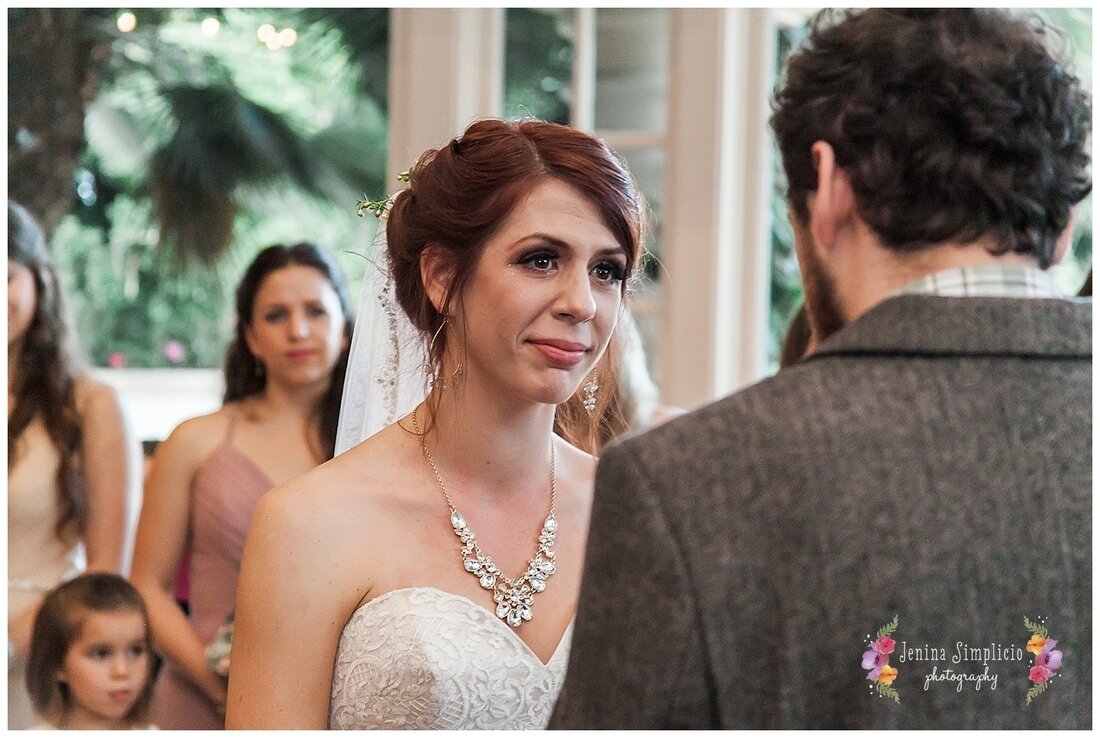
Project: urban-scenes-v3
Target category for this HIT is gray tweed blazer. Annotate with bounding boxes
[549,294,1091,729]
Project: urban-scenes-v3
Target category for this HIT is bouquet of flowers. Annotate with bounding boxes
[205,613,234,678]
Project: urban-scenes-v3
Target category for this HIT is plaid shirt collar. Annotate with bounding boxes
[892,264,1065,299]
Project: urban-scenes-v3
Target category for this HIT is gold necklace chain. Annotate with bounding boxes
[411,407,558,628]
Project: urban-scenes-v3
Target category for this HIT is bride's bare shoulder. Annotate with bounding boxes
[256,421,421,534]
[243,422,423,605]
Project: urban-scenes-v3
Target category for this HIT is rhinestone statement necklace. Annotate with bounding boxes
[411,411,557,629]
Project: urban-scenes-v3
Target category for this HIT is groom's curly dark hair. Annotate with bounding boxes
[771,9,1091,268]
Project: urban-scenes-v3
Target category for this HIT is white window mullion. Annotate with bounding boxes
[570,8,597,131]
[661,8,776,408]
[595,130,666,151]
[388,8,504,179]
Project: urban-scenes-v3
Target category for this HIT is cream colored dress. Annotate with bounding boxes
[328,587,573,729]
[8,417,85,729]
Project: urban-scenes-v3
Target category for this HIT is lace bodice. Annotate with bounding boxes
[328,587,573,729]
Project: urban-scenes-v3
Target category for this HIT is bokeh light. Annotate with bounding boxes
[117,12,137,33]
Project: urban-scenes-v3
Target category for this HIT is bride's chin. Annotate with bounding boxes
[509,380,580,408]
[478,366,586,408]
[544,383,585,407]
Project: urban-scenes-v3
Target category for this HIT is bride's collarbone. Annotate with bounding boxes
[339,444,587,658]
[362,508,582,635]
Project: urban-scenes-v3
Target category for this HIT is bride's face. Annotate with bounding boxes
[448,178,628,407]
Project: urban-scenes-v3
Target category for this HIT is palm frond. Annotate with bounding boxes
[149,83,322,262]
[298,9,389,109]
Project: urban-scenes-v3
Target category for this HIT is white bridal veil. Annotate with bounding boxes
[334,226,429,455]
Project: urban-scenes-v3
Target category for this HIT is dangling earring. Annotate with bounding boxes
[582,376,599,414]
[254,358,266,381]
[426,318,464,391]
[425,321,444,386]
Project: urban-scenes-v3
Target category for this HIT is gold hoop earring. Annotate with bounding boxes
[426,318,464,391]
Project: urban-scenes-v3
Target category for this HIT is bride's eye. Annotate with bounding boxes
[519,251,557,272]
[591,260,626,284]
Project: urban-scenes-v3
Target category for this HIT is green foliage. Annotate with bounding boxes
[1025,680,1049,705]
[1038,8,1093,296]
[53,8,385,368]
[767,23,810,369]
[52,197,232,368]
[297,9,389,111]
[875,681,901,705]
[876,615,899,639]
[504,9,572,124]
[357,195,393,219]
[1024,616,1049,639]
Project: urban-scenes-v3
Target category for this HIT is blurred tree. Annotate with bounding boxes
[1036,8,1092,295]
[504,9,572,124]
[8,8,123,234]
[9,8,641,369]
[300,9,389,112]
[767,23,810,366]
[19,8,389,368]
[9,8,386,263]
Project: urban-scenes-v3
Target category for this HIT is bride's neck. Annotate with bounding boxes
[420,387,556,502]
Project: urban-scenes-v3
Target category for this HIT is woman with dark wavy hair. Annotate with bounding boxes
[228,118,645,729]
[130,242,352,728]
[7,201,138,729]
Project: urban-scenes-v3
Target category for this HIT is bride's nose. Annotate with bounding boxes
[553,267,597,323]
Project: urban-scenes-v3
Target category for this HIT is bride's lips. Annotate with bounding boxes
[528,339,588,368]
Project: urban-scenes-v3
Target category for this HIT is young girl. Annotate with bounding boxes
[27,573,156,730]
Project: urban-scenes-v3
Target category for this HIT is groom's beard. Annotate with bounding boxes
[799,243,846,346]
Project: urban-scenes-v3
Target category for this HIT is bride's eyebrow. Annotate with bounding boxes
[508,234,625,257]
[508,233,570,250]
[593,245,629,260]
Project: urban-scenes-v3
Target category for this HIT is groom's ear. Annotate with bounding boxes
[808,141,856,254]
[420,243,457,315]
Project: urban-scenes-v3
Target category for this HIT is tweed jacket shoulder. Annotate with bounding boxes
[550,295,1091,729]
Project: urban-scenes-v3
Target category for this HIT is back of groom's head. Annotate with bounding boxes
[771,9,1091,268]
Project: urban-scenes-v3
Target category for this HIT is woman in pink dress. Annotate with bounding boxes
[130,242,353,728]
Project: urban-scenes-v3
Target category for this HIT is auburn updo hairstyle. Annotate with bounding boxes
[385,118,646,378]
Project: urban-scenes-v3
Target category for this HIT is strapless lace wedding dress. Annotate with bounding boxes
[328,587,573,729]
